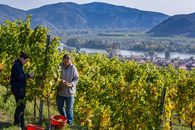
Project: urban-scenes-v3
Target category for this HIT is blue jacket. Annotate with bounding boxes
[10,59,30,89]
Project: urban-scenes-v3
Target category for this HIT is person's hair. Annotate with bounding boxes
[63,54,71,60]
[20,51,28,59]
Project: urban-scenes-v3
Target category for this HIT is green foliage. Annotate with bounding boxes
[0,18,194,130]
[0,16,61,102]
[72,53,194,130]
[62,32,195,53]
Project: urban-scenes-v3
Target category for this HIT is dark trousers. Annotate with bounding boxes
[11,87,26,127]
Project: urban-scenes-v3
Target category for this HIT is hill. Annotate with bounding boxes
[0,2,169,32]
[147,13,195,37]
[0,4,26,22]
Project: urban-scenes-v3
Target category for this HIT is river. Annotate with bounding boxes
[80,48,195,59]
[59,43,195,59]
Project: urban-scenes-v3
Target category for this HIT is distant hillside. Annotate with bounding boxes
[147,13,195,37]
[0,4,26,22]
[0,2,169,31]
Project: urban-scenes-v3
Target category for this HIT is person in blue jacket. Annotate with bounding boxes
[10,52,34,129]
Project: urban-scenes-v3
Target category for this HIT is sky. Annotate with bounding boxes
[0,0,195,16]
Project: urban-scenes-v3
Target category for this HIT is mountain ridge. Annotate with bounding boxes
[0,2,169,32]
[147,13,195,37]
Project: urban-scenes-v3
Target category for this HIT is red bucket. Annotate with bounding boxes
[27,124,44,130]
[51,115,67,129]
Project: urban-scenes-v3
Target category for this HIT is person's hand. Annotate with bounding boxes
[60,79,66,84]
[61,79,71,88]
[60,79,67,86]
[65,82,72,88]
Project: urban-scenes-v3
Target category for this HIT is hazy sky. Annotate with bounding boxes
[0,0,195,16]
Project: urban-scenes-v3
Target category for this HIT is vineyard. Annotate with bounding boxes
[0,17,194,130]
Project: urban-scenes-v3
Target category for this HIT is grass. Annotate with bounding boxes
[172,125,192,130]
